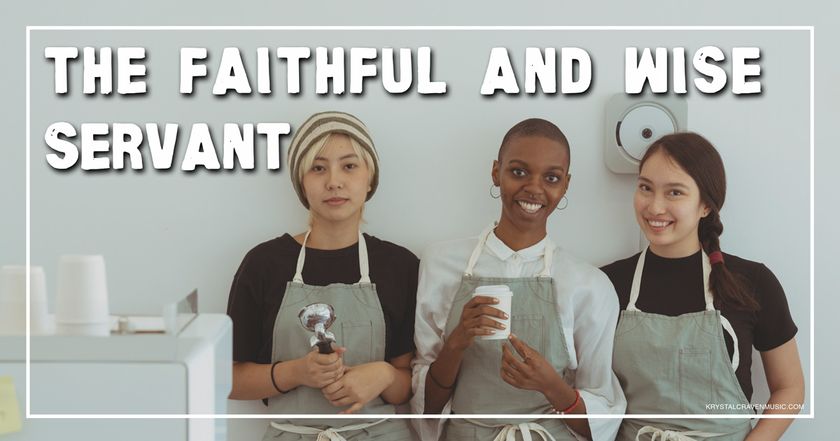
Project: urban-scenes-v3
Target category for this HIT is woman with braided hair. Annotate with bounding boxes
[601,132,804,441]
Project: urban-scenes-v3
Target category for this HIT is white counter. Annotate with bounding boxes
[0,314,232,441]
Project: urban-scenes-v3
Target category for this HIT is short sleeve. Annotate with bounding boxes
[226,251,264,363]
[386,252,419,360]
[752,263,798,351]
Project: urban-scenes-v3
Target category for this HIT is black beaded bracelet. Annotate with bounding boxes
[270,361,289,394]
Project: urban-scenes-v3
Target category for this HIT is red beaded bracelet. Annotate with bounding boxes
[553,389,581,414]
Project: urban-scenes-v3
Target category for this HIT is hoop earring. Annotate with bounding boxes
[490,185,501,199]
[556,196,568,211]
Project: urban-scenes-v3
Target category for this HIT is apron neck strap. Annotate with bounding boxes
[627,247,714,312]
[293,230,371,284]
[540,240,554,277]
[626,249,644,312]
[701,250,714,310]
[464,223,553,278]
[464,224,494,277]
[357,232,371,283]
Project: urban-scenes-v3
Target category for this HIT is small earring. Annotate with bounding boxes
[556,196,568,211]
[490,184,501,199]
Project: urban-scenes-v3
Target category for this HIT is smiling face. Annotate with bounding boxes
[635,150,710,258]
[492,135,571,234]
[301,134,372,226]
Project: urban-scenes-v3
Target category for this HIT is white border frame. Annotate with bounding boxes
[25,25,814,420]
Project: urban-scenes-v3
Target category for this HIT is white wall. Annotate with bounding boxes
[2,2,836,440]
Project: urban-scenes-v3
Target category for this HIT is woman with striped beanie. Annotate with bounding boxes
[226,111,418,440]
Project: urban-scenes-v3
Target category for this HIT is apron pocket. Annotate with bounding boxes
[678,347,712,414]
[340,320,374,366]
[510,314,546,356]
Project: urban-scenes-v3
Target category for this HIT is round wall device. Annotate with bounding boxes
[604,94,687,174]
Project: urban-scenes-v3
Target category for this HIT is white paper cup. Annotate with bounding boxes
[472,285,513,340]
[0,266,50,335]
[56,255,110,336]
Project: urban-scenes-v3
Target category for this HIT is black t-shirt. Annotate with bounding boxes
[227,233,419,364]
[601,249,798,400]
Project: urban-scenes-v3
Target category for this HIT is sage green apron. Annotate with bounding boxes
[612,249,754,441]
[263,231,414,441]
[441,225,579,441]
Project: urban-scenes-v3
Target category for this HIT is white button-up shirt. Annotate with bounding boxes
[411,229,626,441]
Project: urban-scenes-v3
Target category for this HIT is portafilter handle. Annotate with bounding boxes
[298,303,336,354]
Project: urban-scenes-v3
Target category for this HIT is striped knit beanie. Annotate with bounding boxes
[287,111,379,208]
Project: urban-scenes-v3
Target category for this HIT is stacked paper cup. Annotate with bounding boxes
[55,255,111,336]
[0,266,50,335]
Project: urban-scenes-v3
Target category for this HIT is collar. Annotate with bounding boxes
[485,227,549,262]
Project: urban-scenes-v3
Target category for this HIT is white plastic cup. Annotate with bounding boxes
[56,255,110,337]
[472,285,513,340]
[0,266,50,335]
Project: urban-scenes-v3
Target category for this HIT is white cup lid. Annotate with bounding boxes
[473,285,512,296]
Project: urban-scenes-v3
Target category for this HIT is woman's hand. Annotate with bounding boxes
[292,345,347,389]
[500,334,563,393]
[502,334,591,439]
[424,297,507,414]
[321,361,395,414]
[445,295,508,352]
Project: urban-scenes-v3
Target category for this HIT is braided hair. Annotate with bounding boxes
[640,132,759,311]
